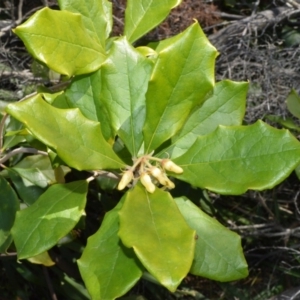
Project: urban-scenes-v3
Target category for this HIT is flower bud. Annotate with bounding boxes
[140,173,155,193]
[117,170,133,190]
[161,159,183,174]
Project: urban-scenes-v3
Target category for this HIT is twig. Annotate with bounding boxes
[286,0,300,9]
[43,266,58,300]
[0,147,48,164]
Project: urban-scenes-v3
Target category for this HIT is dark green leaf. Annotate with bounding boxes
[0,177,19,252]
[175,197,248,281]
[12,180,88,259]
[78,199,142,300]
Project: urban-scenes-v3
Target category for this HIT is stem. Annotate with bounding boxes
[43,266,58,300]
[0,147,48,164]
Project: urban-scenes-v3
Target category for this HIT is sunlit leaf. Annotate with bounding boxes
[162,80,248,158]
[124,0,181,43]
[27,251,55,267]
[101,37,153,156]
[13,7,105,76]
[6,95,125,170]
[12,181,88,259]
[118,183,195,292]
[58,0,112,48]
[78,199,142,300]
[175,197,248,281]
[173,121,300,194]
[143,22,217,152]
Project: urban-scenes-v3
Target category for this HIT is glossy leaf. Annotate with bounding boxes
[78,200,142,300]
[13,7,105,76]
[64,70,115,142]
[173,121,300,194]
[118,183,195,292]
[0,177,19,253]
[12,181,88,259]
[286,89,300,119]
[143,22,217,152]
[6,95,125,171]
[124,0,181,43]
[58,0,112,48]
[162,80,248,158]
[175,197,248,281]
[101,37,153,156]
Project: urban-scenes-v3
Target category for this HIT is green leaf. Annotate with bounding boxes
[78,200,142,300]
[0,177,19,253]
[124,0,181,43]
[175,197,248,281]
[162,80,248,158]
[12,181,88,259]
[13,7,106,76]
[143,22,217,152]
[101,37,153,156]
[265,115,300,132]
[64,70,115,142]
[173,120,300,194]
[12,155,70,188]
[118,183,195,292]
[286,89,300,119]
[8,169,45,205]
[6,94,125,171]
[58,0,112,48]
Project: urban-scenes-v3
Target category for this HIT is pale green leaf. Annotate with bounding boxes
[64,70,115,143]
[162,80,248,158]
[58,0,112,48]
[175,197,248,281]
[143,22,218,152]
[0,177,19,253]
[286,89,300,119]
[78,199,142,300]
[124,0,182,43]
[118,183,195,292]
[100,37,153,156]
[13,7,105,76]
[12,181,88,259]
[173,121,300,194]
[6,95,125,171]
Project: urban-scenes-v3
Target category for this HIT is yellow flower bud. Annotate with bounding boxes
[117,170,133,190]
[161,159,183,174]
[140,173,155,193]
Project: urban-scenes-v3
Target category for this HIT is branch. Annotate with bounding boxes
[209,6,300,49]
[0,147,48,165]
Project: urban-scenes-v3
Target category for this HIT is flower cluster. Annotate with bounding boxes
[117,155,183,193]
